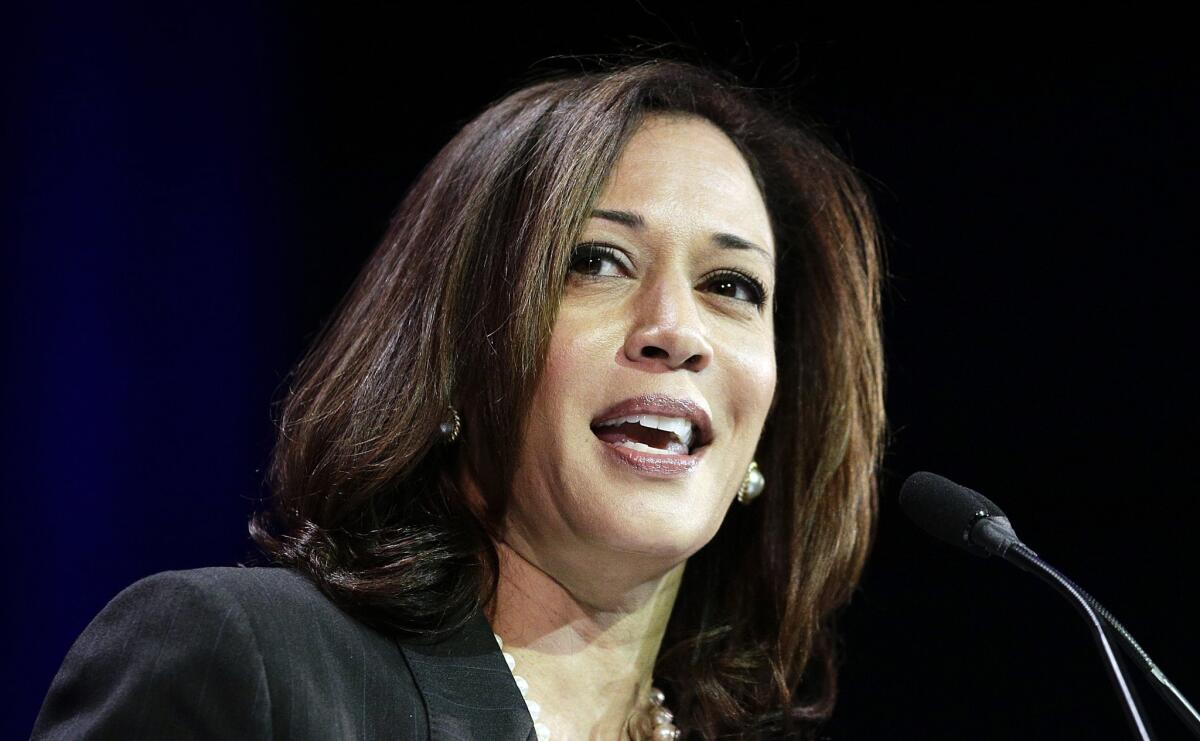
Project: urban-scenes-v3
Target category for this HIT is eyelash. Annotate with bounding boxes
[567,242,768,309]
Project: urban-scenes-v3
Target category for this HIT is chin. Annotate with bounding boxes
[593,506,723,562]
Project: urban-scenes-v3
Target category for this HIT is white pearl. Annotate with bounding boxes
[514,674,529,695]
[493,633,503,649]
[746,469,764,496]
[534,722,551,741]
[503,651,515,670]
[525,697,541,720]
[652,724,678,741]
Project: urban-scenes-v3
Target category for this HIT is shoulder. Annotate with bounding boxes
[31,566,277,740]
[106,564,345,636]
[65,565,371,680]
[108,563,325,611]
[32,565,427,740]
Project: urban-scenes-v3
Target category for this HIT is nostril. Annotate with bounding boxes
[641,346,668,359]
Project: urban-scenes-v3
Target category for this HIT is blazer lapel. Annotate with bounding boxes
[398,609,536,741]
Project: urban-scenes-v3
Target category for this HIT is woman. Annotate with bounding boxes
[32,58,884,740]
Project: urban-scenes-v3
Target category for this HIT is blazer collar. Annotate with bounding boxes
[397,608,535,741]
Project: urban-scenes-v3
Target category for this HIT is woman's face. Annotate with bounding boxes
[504,113,777,594]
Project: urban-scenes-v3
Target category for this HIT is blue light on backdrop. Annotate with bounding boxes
[4,5,295,736]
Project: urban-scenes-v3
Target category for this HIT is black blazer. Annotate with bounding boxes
[30,565,538,740]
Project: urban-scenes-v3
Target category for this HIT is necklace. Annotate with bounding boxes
[493,632,681,740]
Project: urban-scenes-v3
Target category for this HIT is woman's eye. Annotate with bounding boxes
[568,243,768,310]
[703,270,768,308]
[568,243,625,277]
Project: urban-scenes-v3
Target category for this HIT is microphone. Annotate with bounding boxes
[900,472,1200,740]
[897,470,1022,559]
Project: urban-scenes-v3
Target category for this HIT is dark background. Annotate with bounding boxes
[5,3,1197,739]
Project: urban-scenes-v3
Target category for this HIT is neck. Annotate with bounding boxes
[486,539,684,740]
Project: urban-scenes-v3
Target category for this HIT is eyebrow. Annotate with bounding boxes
[591,209,775,267]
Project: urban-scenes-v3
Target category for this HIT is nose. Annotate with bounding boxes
[622,272,713,372]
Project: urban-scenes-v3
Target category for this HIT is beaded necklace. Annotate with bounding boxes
[493,632,681,740]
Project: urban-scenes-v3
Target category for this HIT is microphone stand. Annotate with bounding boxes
[1002,542,1154,740]
[1078,592,1200,739]
[902,474,1200,739]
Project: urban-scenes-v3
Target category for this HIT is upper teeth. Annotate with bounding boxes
[595,414,696,448]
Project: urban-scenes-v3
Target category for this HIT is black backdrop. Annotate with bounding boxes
[6,4,1197,739]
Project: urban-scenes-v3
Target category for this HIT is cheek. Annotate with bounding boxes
[722,329,777,431]
[760,350,778,412]
[530,311,614,443]
[540,317,595,406]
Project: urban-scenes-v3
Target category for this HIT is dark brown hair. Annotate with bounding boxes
[250,58,885,739]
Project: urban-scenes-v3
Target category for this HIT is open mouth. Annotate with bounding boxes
[590,416,707,456]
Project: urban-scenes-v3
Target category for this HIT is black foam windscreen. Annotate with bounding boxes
[899,471,1008,554]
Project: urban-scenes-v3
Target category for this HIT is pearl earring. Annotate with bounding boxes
[439,406,461,444]
[737,460,764,505]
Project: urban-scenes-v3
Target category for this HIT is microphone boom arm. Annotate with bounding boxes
[1000,541,1155,740]
[976,514,1200,739]
[900,472,1200,739]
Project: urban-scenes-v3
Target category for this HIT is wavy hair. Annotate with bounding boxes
[249,58,885,739]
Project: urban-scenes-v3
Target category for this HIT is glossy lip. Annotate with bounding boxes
[594,433,708,478]
[589,393,714,478]
[589,393,715,451]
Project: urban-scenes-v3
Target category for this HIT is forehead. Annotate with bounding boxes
[596,114,775,257]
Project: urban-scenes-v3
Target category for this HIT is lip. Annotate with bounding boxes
[594,434,708,477]
[589,393,715,450]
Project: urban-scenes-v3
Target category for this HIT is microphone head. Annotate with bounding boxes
[899,471,1010,557]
